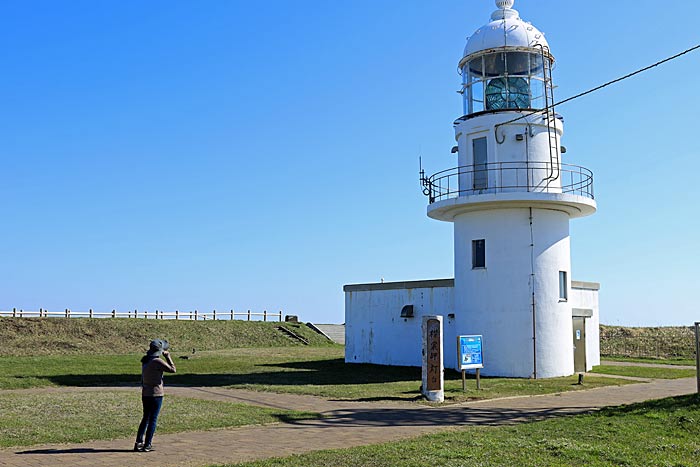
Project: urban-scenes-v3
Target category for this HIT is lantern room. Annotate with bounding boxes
[459,0,553,115]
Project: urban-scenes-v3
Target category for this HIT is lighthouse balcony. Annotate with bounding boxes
[422,161,596,220]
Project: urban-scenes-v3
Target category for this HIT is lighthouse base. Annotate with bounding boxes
[343,279,600,378]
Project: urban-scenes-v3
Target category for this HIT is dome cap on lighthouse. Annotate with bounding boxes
[461,0,550,66]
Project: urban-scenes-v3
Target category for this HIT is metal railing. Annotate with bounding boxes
[0,308,283,322]
[420,161,594,204]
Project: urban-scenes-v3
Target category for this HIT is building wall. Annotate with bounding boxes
[453,207,573,378]
[344,280,454,368]
[344,278,600,376]
[571,281,601,370]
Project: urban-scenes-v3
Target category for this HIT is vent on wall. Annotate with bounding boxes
[400,305,414,318]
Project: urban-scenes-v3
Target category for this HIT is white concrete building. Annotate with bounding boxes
[345,0,600,378]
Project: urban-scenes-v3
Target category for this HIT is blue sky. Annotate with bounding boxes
[1,0,698,326]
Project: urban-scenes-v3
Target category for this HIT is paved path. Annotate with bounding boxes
[0,375,696,467]
[600,360,696,370]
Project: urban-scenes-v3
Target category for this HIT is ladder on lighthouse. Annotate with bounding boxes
[535,43,560,191]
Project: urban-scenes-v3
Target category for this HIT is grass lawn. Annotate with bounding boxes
[0,347,633,402]
[220,394,700,467]
[0,391,317,447]
[591,365,697,379]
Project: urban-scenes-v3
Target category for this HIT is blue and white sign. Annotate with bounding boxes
[458,335,484,370]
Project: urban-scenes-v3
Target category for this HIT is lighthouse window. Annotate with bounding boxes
[472,239,486,269]
[559,271,568,301]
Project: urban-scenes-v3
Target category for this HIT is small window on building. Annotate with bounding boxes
[559,271,568,301]
[472,239,485,269]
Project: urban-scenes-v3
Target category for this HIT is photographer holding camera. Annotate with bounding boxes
[134,339,176,452]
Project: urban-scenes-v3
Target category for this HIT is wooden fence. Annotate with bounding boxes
[0,308,283,322]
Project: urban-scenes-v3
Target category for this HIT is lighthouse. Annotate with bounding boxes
[344,0,600,380]
[421,0,596,378]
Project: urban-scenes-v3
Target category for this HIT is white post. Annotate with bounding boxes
[422,315,444,402]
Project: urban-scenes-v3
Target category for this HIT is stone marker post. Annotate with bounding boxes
[422,315,444,402]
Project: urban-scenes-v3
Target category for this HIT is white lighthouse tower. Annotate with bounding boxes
[421,0,596,378]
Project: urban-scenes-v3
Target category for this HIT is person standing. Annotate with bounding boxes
[134,339,176,452]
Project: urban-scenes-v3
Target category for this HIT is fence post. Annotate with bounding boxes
[112,309,116,318]
[230,309,234,320]
[194,310,198,321]
[279,311,283,322]
[695,322,699,394]
[135,309,138,319]
[247,310,251,321]
[213,309,217,320]
[264,310,267,322]
[89,308,93,318]
[13,307,16,317]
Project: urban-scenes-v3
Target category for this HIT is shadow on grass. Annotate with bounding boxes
[42,359,425,388]
[599,394,700,416]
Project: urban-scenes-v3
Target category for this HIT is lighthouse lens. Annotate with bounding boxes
[485,77,531,110]
[464,52,550,115]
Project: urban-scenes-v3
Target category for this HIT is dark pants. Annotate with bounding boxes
[136,396,163,446]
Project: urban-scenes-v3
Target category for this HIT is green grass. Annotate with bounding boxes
[220,394,700,467]
[590,365,697,379]
[0,347,633,402]
[0,317,333,356]
[0,390,318,448]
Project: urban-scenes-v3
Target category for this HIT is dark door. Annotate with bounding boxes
[572,317,586,373]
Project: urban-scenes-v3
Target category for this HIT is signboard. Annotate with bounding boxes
[426,318,442,391]
[458,335,484,370]
[421,315,444,402]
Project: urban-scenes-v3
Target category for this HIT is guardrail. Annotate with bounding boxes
[0,308,283,321]
[421,161,594,203]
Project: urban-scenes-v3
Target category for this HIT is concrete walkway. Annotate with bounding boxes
[600,360,697,370]
[0,376,696,467]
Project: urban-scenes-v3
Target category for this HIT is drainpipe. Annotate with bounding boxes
[529,207,537,379]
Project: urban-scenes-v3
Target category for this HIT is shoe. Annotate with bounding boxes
[142,445,154,452]
[133,442,144,452]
